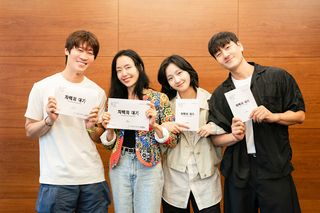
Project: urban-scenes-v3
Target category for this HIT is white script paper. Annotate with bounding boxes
[175,99,199,131]
[224,86,258,122]
[55,86,99,119]
[107,98,149,131]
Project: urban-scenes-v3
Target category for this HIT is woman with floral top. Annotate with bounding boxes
[100,49,177,213]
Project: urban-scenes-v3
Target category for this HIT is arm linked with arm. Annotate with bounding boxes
[210,117,245,147]
[158,93,178,148]
[211,133,239,147]
[87,123,106,143]
[100,129,117,149]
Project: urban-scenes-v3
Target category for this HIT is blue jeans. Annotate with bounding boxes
[109,152,164,213]
[36,181,111,213]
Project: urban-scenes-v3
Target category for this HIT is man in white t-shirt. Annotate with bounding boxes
[25,30,110,212]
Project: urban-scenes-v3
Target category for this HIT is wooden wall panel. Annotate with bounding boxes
[299,200,320,213]
[0,128,39,200]
[247,57,320,128]
[0,199,37,213]
[119,0,238,56]
[290,128,320,212]
[239,0,320,57]
[0,0,319,212]
[0,56,112,128]
[0,0,118,57]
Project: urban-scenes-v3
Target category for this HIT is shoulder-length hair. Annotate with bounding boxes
[157,55,199,100]
[109,49,150,100]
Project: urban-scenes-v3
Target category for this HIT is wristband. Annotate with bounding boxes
[44,116,53,127]
[155,126,169,143]
[100,130,116,145]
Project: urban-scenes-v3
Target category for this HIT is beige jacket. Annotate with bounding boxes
[164,88,223,179]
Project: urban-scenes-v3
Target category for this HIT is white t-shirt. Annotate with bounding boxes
[232,76,256,154]
[25,73,107,185]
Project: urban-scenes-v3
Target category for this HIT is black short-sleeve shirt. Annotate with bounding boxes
[208,62,305,187]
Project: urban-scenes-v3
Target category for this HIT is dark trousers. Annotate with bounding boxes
[224,155,301,213]
[162,192,221,213]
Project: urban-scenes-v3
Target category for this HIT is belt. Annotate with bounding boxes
[248,153,257,158]
[121,146,136,154]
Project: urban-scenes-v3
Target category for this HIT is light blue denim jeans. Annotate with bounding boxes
[109,151,164,213]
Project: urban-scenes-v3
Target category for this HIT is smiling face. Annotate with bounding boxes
[116,55,140,90]
[165,63,191,93]
[65,43,95,74]
[214,41,244,71]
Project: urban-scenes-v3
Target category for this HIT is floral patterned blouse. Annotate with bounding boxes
[104,89,177,168]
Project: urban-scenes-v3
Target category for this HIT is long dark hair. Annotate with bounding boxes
[157,55,199,100]
[109,49,150,100]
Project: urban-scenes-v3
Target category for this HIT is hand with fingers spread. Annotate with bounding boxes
[231,117,245,142]
[250,105,279,123]
[85,106,100,129]
[161,122,189,134]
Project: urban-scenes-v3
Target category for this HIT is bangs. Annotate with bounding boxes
[208,31,239,57]
[212,38,232,55]
[73,35,98,50]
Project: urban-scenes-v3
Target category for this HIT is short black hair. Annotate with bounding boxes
[64,30,100,64]
[157,55,198,100]
[208,31,239,58]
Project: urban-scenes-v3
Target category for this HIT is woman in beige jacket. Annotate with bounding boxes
[157,55,245,213]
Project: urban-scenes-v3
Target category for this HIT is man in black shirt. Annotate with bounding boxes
[207,31,305,213]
